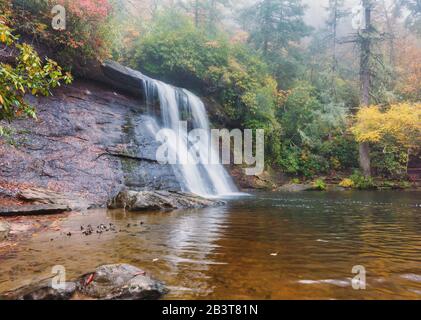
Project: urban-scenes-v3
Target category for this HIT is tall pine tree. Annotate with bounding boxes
[240,0,310,56]
[239,0,311,87]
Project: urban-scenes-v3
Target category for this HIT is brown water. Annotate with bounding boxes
[1,191,420,300]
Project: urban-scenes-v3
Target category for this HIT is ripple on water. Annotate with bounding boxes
[401,274,421,283]
[298,279,351,288]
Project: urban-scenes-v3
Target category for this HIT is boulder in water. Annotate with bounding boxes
[77,264,167,300]
[1,264,167,300]
[109,190,226,211]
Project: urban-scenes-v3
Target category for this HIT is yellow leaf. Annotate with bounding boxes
[0,94,3,105]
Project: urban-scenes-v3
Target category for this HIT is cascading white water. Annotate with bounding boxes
[139,73,238,198]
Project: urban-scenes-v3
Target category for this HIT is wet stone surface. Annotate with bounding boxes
[1,263,167,300]
[0,79,181,206]
[109,190,226,211]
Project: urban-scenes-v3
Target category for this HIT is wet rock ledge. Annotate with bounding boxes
[109,189,226,211]
[0,187,93,217]
[0,264,167,300]
[0,187,225,217]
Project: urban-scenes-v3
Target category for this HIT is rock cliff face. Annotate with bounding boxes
[0,66,181,206]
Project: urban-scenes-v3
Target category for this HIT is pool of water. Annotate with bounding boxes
[1,191,420,299]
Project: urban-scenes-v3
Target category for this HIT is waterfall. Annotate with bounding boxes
[139,73,238,198]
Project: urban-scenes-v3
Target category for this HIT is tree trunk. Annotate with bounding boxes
[262,0,272,57]
[331,0,338,99]
[382,0,395,67]
[332,0,338,75]
[359,143,371,177]
[195,0,200,28]
[359,0,372,177]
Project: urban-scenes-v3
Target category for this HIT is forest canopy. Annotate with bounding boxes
[1,0,420,183]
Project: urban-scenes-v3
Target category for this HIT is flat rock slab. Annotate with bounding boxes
[1,264,167,300]
[0,204,69,216]
[109,190,226,211]
[18,188,92,212]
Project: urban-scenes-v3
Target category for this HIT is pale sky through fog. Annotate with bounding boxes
[127,0,398,32]
[303,0,329,28]
[226,0,363,31]
[303,0,362,28]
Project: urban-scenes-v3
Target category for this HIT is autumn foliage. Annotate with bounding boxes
[352,103,421,149]
[395,37,421,101]
[58,0,111,20]
[352,103,421,176]
[0,10,72,135]
[10,0,115,67]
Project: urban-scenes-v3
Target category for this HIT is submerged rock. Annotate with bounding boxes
[109,190,226,211]
[77,264,167,300]
[0,221,10,240]
[0,264,167,300]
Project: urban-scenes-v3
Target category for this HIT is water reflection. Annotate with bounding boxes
[164,207,228,267]
[0,191,420,299]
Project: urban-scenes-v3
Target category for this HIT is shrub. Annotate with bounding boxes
[0,14,72,134]
[276,81,353,176]
[349,171,376,190]
[378,180,412,190]
[370,145,409,178]
[352,103,421,177]
[312,179,327,191]
[319,135,359,171]
[339,178,354,189]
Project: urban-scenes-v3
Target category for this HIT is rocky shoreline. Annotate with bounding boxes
[0,184,223,300]
[0,185,224,237]
[0,186,224,216]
